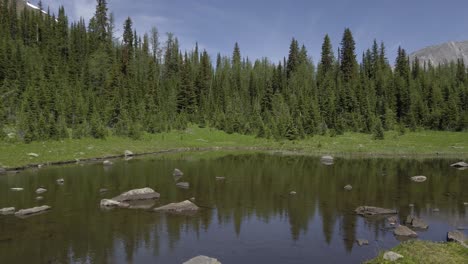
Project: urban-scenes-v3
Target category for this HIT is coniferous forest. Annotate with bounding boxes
[0,0,467,143]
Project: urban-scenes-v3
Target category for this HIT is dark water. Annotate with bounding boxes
[0,152,467,264]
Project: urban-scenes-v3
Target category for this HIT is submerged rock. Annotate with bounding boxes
[154,200,199,215]
[405,215,429,229]
[36,188,47,194]
[36,196,44,201]
[344,185,353,191]
[14,205,51,217]
[10,188,24,191]
[410,176,427,182]
[112,188,160,202]
[356,239,369,246]
[103,160,113,166]
[215,177,226,181]
[450,161,468,168]
[100,199,129,208]
[0,207,15,215]
[183,255,221,264]
[394,225,418,237]
[99,188,109,193]
[383,251,403,262]
[127,200,157,210]
[320,155,334,165]
[176,182,190,189]
[355,206,397,216]
[173,168,184,177]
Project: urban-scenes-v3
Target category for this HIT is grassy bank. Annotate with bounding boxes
[0,126,467,168]
[366,240,468,264]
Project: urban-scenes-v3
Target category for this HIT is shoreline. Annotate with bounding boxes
[1,145,467,173]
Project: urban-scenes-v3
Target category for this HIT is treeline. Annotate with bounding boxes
[0,0,467,143]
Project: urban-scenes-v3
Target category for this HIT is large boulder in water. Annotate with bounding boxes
[405,215,429,229]
[14,205,51,218]
[112,188,160,202]
[183,255,221,264]
[410,176,427,182]
[394,225,418,237]
[320,155,334,165]
[154,200,199,215]
[450,161,468,168]
[355,206,397,216]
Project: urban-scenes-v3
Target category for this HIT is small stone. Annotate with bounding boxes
[14,205,51,217]
[173,168,184,177]
[344,185,352,191]
[410,176,427,182]
[387,216,398,225]
[100,199,130,208]
[103,160,113,166]
[290,191,297,195]
[36,196,44,201]
[0,207,15,215]
[99,188,109,193]
[409,204,414,207]
[124,150,134,157]
[383,251,403,262]
[176,182,190,189]
[394,225,418,237]
[56,178,65,184]
[11,188,24,191]
[183,255,221,264]
[464,202,468,206]
[356,239,369,246]
[215,177,226,181]
[36,188,47,194]
[320,155,334,165]
[450,161,468,168]
[27,153,39,157]
[0,167,6,175]
[432,208,440,212]
[154,200,199,215]
[190,197,196,202]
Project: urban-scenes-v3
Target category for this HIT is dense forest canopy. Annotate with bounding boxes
[0,0,467,143]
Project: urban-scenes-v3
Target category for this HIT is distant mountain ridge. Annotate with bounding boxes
[410,41,468,66]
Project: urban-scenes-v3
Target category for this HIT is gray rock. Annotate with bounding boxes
[56,178,65,184]
[112,188,160,202]
[432,208,440,212]
[36,188,47,194]
[464,202,468,206]
[290,191,297,195]
[0,167,6,175]
[14,205,51,217]
[344,185,352,191]
[215,177,225,181]
[447,230,467,244]
[176,182,190,189]
[410,176,427,182]
[173,168,184,177]
[356,239,369,246]
[183,255,221,264]
[103,160,113,166]
[99,188,109,193]
[27,153,39,157]
[154,200,199,215]
[394,225,418,237]
[405,215,429,229]
[355,206,397,216]
[383,251,404,262]
[320,155,334,165]
[0,207,15,215]
[100,199,130,208]
[409,204,414,207]
[124,150,134,157]
[127,200,156,210]
[10,187,24,191]
[36,196,44,201]
[450,161,468,168]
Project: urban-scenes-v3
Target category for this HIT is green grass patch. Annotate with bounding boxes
[366,240,468,264]
[0,126,467,168]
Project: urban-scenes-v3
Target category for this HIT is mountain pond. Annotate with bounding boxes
[0,152,467,263]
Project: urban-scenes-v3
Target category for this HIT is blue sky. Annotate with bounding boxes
[39,0,468,64]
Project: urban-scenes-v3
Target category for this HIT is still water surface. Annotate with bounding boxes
[0,152,467,263]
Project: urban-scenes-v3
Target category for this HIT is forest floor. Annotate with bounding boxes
[1,125,467,169]
[365,240,468,264]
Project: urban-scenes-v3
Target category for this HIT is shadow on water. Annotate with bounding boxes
[0,153,467,263]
